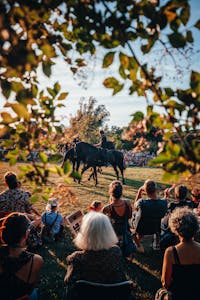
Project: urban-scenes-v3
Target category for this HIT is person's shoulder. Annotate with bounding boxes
[110,245,122,256]
[67,250,84,263]
[102,204,111,213]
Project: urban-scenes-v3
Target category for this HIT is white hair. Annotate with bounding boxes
[74,212,118,251]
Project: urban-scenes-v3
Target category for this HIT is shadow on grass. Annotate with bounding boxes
[38,228,76,300]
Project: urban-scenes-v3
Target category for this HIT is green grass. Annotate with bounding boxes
[0,162,198,300]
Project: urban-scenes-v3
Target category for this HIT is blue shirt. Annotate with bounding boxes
[41,211,63,234]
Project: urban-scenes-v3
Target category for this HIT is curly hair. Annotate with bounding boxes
[169,207,199,240]
[109,180,123,199]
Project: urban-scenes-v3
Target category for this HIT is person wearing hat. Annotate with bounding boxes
[41,198,64,242]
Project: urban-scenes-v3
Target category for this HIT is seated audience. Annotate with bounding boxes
[159,207,200,300]
[89,200,102,212]
[0,171,41,220]
[0,212,43,300]
[160,185,195,252]
[102,180,136,259]
[41,198,64,242]
[64,212,127,291]
[132,180,167,252]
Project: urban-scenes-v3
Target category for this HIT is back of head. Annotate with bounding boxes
[109,180,123,199]
[144,180,156,195]
[4,171,18,189]
[99,129,104,135]
[46,197,58,212]
[169,207,199,240]
[1,213,29,247]
[74,212,118,251]
[175,185,187,201]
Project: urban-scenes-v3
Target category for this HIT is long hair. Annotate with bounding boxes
[74,212,118,251]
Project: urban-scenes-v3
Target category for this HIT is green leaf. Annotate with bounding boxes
[103,77,119,89]
[119,52,129,69]
[119,66,127,79]
[47,87,56,97]
[54,82,61,94]
[102,52,115,68]
[186,30,193,43]
[1,112,14,124]
[131,111,144,122]
[63,161,71,174]
[58,92,68,100]
[194,20,200,29]
[10,103,30,120]
[39,152,48,163]
[70,171,81,180]
[162,172,179,183]
[42,61,52,77]
[29,195,39,203]
[168,32,186,48]
[1,80,11,99]
[180,4,190,25]
[165,87,174,97]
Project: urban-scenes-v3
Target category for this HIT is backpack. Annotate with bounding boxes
[41,213,58,242]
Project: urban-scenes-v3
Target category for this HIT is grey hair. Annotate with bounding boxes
[74,212,118,251]
[169,207,199,240]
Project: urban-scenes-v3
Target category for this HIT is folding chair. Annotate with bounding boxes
[66,279,134,300]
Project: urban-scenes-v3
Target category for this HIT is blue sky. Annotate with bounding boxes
[1,0,200,128]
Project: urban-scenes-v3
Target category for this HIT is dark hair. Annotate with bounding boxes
[144,180,156,195]
[4,171,18,189]
[109,181,123,199]
[89,201,102,211]
[99,130,104,135]
[1,213,29,247]
[175,185,187,200]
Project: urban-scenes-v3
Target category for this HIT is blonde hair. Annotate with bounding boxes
[74,212,118,251]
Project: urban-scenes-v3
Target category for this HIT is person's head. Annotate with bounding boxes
[191,188,200,204]
[99,129,104,135]
[46,197,59,212]
[74,212,118,251]
[109,180,123,199]
[89,201,102,212]
[143,180,157,196]
[169,207,199,240]
[175,185,187,201]
[0,212,30,247]
[4,171,18,189]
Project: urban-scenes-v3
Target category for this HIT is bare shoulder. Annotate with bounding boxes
[164,246,174,261]
[33,254,43,268]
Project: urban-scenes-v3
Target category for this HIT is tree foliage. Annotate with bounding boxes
[0,0,200,183]
[67,97,109,144]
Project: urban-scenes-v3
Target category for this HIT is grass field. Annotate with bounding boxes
[0,162,198,300]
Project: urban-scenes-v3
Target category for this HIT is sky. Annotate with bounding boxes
[1,0,200,129]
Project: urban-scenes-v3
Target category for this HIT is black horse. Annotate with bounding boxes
[62,142,125,185]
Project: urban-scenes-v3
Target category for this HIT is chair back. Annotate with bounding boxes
[66,280,134,300]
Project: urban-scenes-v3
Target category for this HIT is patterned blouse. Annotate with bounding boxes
[0,188,32,213]
[64,246,126,286]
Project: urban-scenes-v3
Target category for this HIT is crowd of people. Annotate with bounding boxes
[0,170,200,300]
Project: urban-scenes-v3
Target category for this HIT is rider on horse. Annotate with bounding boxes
[94,129,108,166]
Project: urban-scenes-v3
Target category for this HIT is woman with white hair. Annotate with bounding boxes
[157,207,200,300]
[64,212,126,289]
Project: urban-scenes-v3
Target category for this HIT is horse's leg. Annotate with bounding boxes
[94,166,98,186]
[119,164,125,184]
[88,168,94,181]
[80,164,90,183]
[112,164,119,180]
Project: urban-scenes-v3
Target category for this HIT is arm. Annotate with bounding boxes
[135,186,144,203]
[161,247,173,289]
